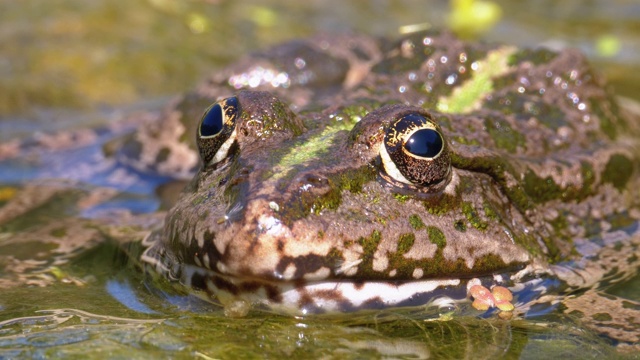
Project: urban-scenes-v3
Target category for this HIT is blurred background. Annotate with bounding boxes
[1,0,638,139]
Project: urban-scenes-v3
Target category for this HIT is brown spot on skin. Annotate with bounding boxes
[210,274,240,296]
[264,284,283,303]
[567,310,585,318]
[239,281,261,294]
[360,296,386,310]
[592,313,613,322]
[190,272,208,291]
[155,147,171,164]
[297,293,317,310]
[183,230,225,271]
[353,280,365,290]
[275,254,332,279]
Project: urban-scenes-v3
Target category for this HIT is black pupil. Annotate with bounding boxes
[200,103,224,137]
[404,129,443,158]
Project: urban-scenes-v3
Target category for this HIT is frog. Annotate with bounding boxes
[135,30,640,350]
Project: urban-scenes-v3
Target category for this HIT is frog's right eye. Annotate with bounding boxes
[196,96,239,166]
[379,112,451,193]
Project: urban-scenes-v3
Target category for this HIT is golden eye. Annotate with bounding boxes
[196,96,239,166]
[380,112,451,192]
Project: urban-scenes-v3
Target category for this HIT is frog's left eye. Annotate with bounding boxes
[380,113,451,192]
[196,96,239,166]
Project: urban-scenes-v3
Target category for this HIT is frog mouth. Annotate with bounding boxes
[173,262,538,315]
[141,224,538,315]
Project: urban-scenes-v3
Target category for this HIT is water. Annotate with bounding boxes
[0,240,622,358]
[1,0,639,358]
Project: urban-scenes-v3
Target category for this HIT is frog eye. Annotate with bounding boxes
[380,113,451,191]
[196,96,239,166]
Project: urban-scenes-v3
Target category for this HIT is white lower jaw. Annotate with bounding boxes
[178,264,539,316]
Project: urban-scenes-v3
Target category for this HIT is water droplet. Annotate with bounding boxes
[445,74,457,85]
[294,57,306,69]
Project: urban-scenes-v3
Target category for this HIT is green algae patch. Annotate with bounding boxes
[523,161,597,204]
[454,219,467,232]
[592,313,613,322]
[396,233,416,253]
[386,247,515,280]
[549,213,571,241]
[393,193,411,203]
[330,100,379,125]
[408,214,426,230]
[366,229,382,246]
[484,117,525,153]
[508,48,557,66]
[436,46,516,114]
[356,230,382,272]
[575,161,596,199]
[279,165,378,224]
[422,193,461,216]
[462,202,488,231]
[427,226,446,249]
[482,202,499,221]
[484,92,568,131]
[325,247,344,269]
[590,94,623,141]
[310,165,377,213]
[451,135,480,146]
[50,227,67,238]
[522,169,562,203]
[271,118,358,182]
[353,227,521,281]
[602,154,633,191]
